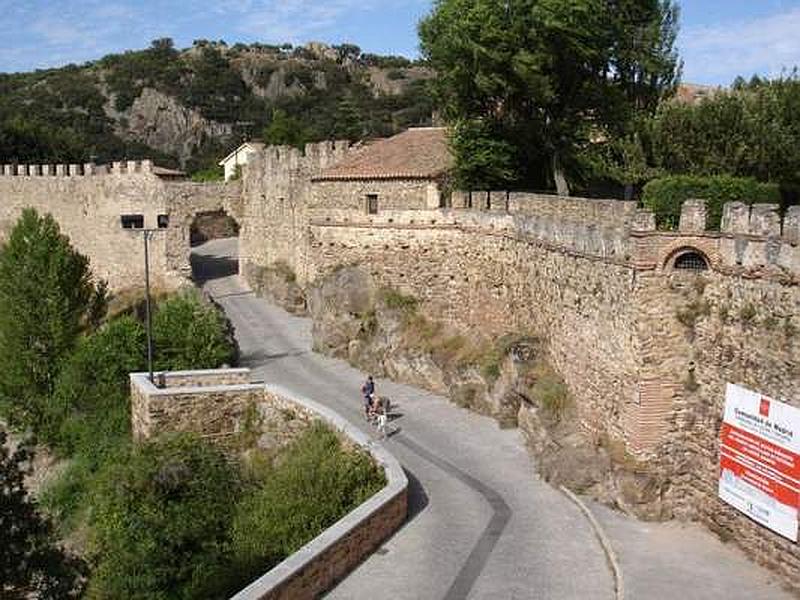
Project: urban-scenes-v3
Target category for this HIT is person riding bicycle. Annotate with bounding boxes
[361,375,375,420]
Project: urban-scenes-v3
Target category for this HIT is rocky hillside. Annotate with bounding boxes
[0,40,434,172]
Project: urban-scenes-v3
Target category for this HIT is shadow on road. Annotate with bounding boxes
[403,468,430,522]
[240,348,309,368]
[190,252,239,284]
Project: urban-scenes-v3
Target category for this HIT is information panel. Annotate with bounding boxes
[719,383,799,542]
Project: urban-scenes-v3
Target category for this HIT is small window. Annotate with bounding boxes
[157,214,169,229]
[674,251,709,271]
[366,194,378,215]
[121,214,144,229]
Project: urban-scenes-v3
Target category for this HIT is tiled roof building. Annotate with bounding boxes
[314,127,452,182]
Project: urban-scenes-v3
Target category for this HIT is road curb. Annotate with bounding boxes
[559,486,624,600]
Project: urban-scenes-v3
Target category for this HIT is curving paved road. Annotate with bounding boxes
[193,238,793,600]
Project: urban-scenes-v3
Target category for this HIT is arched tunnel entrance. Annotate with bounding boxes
[188,210,241,285]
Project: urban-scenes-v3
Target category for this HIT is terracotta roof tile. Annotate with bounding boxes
[314,127,452,181]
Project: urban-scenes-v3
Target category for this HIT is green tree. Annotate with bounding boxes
[0,430,84,598]
[419,0,681,192]
[152,291,235,371]
[651,75,800,187]
[44,317,146,457]
[262,108,313,148]
[0,209,102,431]
[332,96,364,141]
[88,434,237,599]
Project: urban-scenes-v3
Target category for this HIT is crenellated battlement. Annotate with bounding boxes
[0,159,155,178]
[254,140,352,180]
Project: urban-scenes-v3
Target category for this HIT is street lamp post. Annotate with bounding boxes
[142,229,157,383]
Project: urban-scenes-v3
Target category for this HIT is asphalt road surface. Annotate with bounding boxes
[193,238,793,600]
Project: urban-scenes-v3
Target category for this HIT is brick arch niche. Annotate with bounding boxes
[671,248,710,272]
[661,242,718,273]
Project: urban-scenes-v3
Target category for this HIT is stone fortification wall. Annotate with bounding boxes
[0,161,240,291]
[239,141,351,286]
[0,160,180,290]
[232,145,800,586]
[628,201,800,587]
[303,198,799,586]
[307,208,642,446]
[163,181,242,279]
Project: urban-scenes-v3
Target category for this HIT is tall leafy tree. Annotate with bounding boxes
[419,0,681,193]
[0,209,103,430]
[651,75,800,188]
[0,430,85,598]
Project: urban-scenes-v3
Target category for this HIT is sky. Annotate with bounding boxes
[0,0,799,85]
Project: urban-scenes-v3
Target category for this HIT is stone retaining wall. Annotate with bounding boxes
[232,384,408,600]
[130,370,409,599]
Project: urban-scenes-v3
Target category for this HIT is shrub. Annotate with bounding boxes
[231,423,385,582]
[380,288,418,312]
[642,175,781,231]
[530,365,571,421]
[88,434,238,600]
[190,166,224,182]
[152,291,235,371]
[43,316,146,457]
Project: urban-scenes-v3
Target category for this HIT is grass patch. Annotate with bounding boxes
[739,302,757,324]
[380,288,419,312]
[676,298,710,329]
[268,261,297,284]
[529,363,571,421]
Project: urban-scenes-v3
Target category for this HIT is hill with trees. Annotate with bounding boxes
[0,40,434,173]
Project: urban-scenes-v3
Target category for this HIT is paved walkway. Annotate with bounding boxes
[194,238,794,600]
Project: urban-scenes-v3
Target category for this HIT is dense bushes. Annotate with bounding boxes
[43,316,146,457]
[650,77,800,188]
[152,291,236,371]
[88,434,237,599]
[0,430,85,599]
[39,290,236,532]
[642,175,781,230]
[231,424,385,580]
[82,425,385,599]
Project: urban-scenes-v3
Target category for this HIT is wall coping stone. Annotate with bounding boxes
[231,382,408,600]
[130,369,258,396]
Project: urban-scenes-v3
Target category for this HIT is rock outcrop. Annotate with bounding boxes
[120,88,232,164]
[306,266,672,521]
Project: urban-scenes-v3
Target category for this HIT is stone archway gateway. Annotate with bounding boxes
[161,180,243,284]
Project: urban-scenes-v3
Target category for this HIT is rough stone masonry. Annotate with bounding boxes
[2,131,799,588]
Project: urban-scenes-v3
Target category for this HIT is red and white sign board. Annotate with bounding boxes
[719,383,799,542]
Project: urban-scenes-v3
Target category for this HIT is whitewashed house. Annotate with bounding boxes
[219,141,265,181]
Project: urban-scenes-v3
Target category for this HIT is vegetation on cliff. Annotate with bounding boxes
[0,39,434,172]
